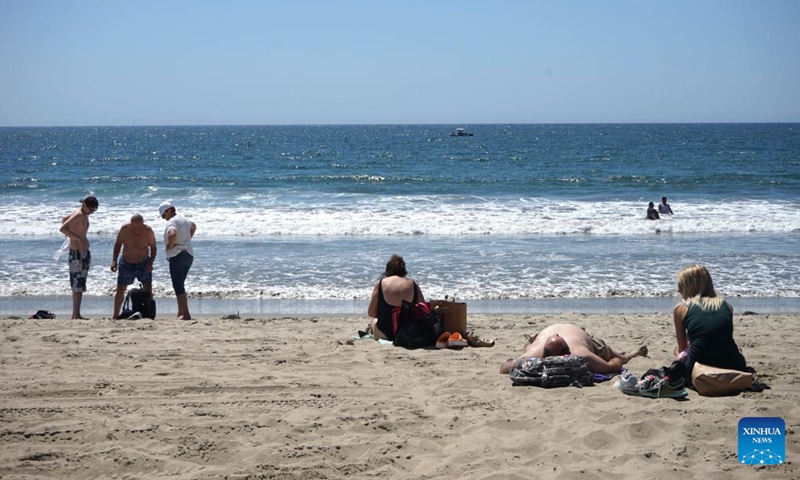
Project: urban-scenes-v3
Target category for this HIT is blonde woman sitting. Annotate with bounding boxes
[673,265,747,377]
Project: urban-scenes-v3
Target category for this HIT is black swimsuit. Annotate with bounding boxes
[376,279,417,340]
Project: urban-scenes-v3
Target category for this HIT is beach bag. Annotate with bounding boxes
[691,362,754,397]
[121,284,156,319]
[392,301,442,349]
[510,355,594,388]
[429,298,467,335]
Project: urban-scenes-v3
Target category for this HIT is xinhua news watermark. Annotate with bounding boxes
[739,417,785,465]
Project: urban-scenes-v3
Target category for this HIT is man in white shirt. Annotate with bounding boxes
[159,201,196,320]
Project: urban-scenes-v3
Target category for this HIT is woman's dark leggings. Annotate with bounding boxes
[168,251,193,296]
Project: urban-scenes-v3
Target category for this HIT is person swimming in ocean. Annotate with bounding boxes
[658,197,674,214]
[647,202,660,220]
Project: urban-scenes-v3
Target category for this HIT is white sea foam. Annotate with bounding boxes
[1,196,799,238]
[3,195,798,300]
[2,233,798,299]
[3,266,796,300]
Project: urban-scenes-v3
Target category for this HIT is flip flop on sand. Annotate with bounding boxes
[447,332,468,348]
[436,332,451,349]
[466,331,495,348]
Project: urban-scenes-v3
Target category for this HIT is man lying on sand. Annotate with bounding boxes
[499,323,648,375]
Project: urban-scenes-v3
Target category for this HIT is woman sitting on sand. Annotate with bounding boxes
[672,265,747,378]
[367,255,425,341]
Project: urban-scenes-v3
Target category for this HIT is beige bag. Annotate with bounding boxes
[691,362,754,397]
[429,299,467,335]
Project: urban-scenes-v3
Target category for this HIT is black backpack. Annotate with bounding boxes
[121,284,156,319]
[392,301,442,349]
[510,355,594,388]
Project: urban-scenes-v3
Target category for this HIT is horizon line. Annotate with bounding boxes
[2,121,799,128]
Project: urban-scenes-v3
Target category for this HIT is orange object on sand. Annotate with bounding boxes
[447,332,468,348]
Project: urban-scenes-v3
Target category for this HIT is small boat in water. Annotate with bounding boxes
[450,127,474,137]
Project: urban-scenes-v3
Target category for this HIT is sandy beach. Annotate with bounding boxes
[1,312,797,479]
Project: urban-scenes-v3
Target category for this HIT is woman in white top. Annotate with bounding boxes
[159,201,196,320]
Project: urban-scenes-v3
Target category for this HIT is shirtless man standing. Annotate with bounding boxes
[60,196,99,319]
[499,323,648,374]
[111,214,157,319]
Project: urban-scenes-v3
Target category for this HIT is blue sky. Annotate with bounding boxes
[1,1,798,126]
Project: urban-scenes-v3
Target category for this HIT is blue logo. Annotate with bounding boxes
[738,417,785,465]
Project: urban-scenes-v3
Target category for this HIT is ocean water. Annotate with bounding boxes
[1,124,799,313]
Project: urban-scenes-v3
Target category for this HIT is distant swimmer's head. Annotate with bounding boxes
[662,197,668,204]
[384,254,407,278]
[543,333,570,357]
[648,202,655,208]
